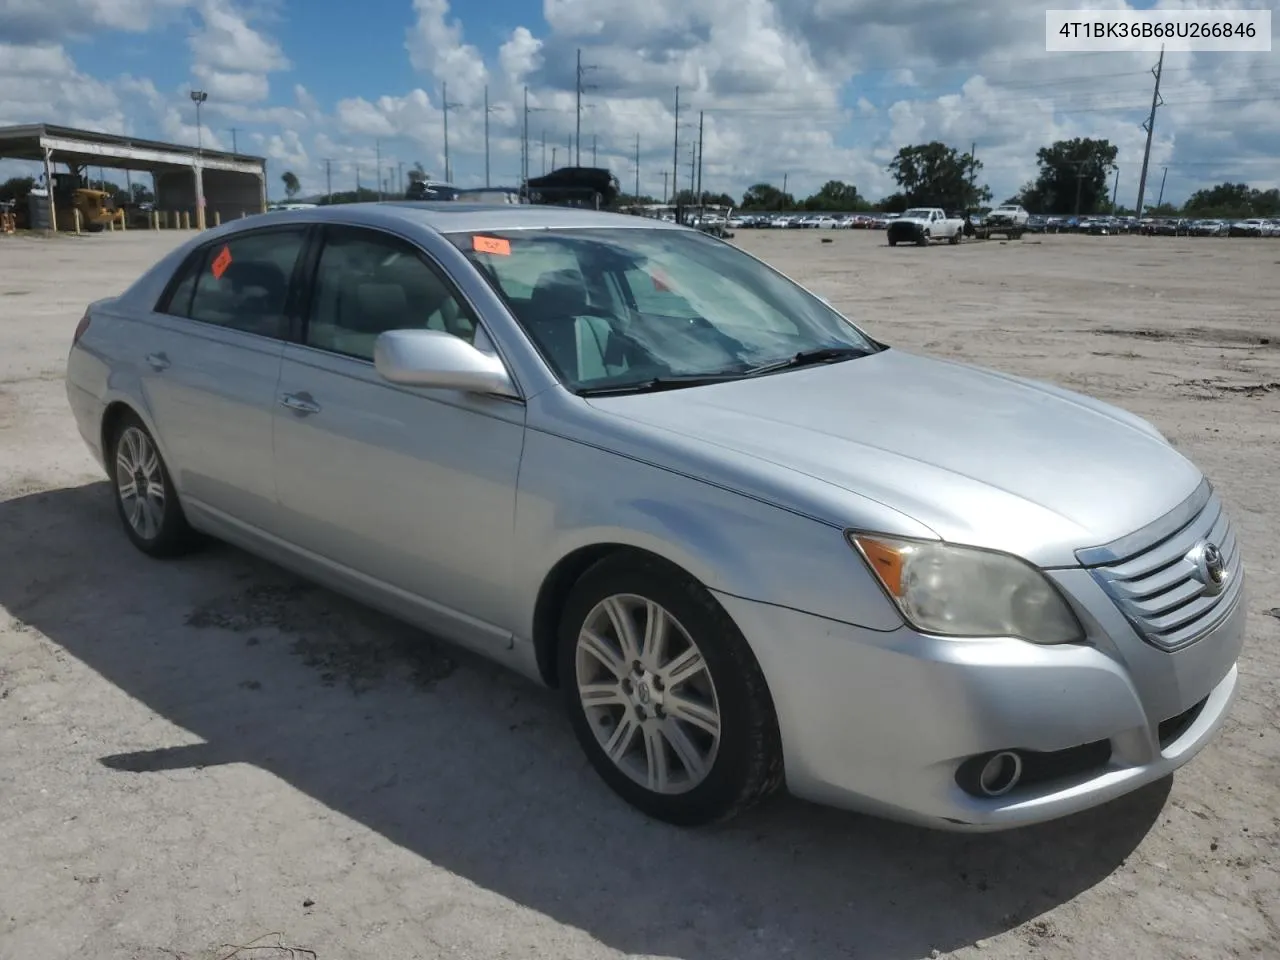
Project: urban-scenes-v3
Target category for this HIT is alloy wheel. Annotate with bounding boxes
[575,593,722,795]
[115,425,166,540]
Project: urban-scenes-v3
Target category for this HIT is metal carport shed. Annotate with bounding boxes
[0,123,267,232]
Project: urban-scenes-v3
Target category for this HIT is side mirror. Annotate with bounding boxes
[373,328,519,399]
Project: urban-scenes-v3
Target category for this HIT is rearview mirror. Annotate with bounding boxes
[373,328,519,399]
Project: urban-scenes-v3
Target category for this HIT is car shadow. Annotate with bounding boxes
[0,482,1170,959]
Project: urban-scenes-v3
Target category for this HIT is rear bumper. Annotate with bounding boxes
[66,376,106,471]
[715,573,1244,831]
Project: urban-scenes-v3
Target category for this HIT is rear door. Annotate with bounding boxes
[142,224,310,533]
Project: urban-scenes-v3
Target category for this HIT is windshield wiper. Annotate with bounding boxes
[742,345,874,377]
[575,373,745,396]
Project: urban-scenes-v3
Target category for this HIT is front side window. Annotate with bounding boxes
[448,227,879,391]
[304,226,478,361]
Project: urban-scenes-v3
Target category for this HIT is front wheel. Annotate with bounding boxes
[558,555,783,826]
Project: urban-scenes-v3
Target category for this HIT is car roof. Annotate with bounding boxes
[257,201,687,235]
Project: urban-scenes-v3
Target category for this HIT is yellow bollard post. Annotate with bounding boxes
[214,210,221,226]
[182,211,191,229]
[74,208,82,235]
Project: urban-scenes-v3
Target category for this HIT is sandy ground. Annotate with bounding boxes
[1,226,1277,960]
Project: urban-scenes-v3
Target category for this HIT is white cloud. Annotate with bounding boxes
[187,0,289,104]
[0,0,193,43]
[405,0,487,102]
[2,0,1278,204]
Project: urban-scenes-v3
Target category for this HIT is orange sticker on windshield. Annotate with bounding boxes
[651,270,671,291]
[210,244,232,279]
[472,235,511,256]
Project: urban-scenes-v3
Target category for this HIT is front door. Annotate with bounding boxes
[140,224,308,533]
[272,224,526,654]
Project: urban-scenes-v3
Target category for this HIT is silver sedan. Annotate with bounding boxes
[65,202,1246,830]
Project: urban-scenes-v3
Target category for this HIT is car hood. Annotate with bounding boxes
[584,349,1202,566]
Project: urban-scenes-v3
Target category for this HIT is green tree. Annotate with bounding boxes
[1020,137,1118,215]
[281,170,301,199]
[0,176,35,203]
[887,142,990,210]
[739,182,795,210]
[802,180,868,211]
[1184,182,1280,219]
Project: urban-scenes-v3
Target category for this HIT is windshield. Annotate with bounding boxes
[902,208,933,219]
[448,227,879,392]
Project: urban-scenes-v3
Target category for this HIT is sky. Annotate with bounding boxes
[0,0,1276,205]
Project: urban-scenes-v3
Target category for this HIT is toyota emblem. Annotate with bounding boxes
[1189,540,1228,596]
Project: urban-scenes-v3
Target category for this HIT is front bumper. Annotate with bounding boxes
[714,568,1245,831]
[887,222,925,243]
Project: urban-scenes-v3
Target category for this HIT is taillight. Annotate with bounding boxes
[72,309,92,345]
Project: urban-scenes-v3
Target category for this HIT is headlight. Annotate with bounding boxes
[848,534,1084,644]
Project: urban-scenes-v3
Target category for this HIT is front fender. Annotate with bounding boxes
[511,428,906,642]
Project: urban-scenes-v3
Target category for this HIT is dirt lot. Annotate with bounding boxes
[1,227,1277,960]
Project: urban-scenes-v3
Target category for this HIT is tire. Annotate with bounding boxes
[949,229,960,245]
[557,554,783,826]
[917,231,929,246]
[888,237,897,246]
[108,411,201,558]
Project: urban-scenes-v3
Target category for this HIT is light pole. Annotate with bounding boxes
[189,90,208,229]
[190,90,208,152]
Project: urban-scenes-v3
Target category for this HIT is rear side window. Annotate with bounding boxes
[159,228,307,340]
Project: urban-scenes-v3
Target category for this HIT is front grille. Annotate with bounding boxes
[1076,479,1243,652]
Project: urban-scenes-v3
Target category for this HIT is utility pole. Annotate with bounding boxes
[441,81,462,183]
[323,158,333,203]
[968,141,977,210]
[696,110,706,213]
[397,160,405,196]
[552,146,558,170]
[522,87,529,186]
[592,134,597,167]
[671,86,680,211]
[375,139,382,201]
[228,127,239,154]
[483,84,492,187]
[662,170,668,204]
[634,133,640,200]
[355,162,361,198]
[1156,166,1168,209]
[541,129,547,174]
[575,48,598,166]
[1134,44,1165,218]
[1111,165,1120,211]
[688,142,696,200]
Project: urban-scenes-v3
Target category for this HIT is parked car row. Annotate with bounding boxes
[723,210,1280,238]
[730,213,898,230]
[1016,214,1280,237]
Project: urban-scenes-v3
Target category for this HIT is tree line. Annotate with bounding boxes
[645,137,1278,219]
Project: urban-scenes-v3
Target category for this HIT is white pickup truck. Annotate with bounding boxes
[885,207,965,246]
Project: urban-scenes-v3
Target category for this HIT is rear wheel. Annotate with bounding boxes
[109,412,200,558]
[949,229,960,245]
[558,555,783,826]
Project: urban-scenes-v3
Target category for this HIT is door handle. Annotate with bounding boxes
[144,352,170,370]
[279,392,321,415]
